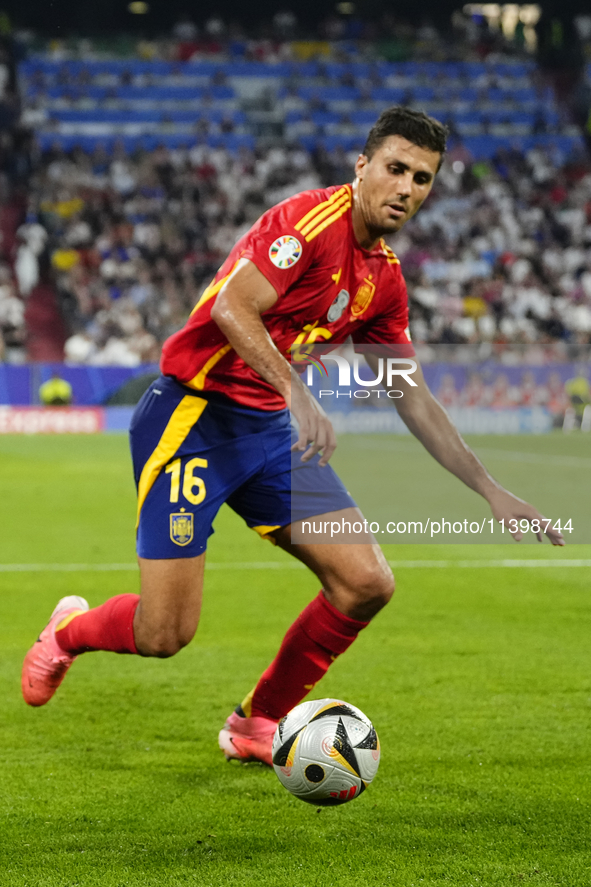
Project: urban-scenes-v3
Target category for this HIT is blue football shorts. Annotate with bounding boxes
[129,376,356,559]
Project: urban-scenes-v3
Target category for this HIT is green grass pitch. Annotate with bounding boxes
[1,433,590,886]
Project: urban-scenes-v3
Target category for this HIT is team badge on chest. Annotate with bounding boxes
[351,276,376,318]
[327,288,350,322]
[170,512,194,546]
[269,235,302,269]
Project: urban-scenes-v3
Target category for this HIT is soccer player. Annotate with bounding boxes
[22,107,564,765]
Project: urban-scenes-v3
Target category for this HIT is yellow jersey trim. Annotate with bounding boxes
[136,395,208,527]
[298,190,351,238]
[189,260,241,317]
[380,239,400,264]
[304,200,351,242]
[186,343,233,391]
[294,186,349,233]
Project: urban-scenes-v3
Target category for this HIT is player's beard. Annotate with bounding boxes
[354,183,409,243]
[369,203,408,239]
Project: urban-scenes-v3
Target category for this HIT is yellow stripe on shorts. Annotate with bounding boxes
[252,524,281,543]
[136,395,208,528]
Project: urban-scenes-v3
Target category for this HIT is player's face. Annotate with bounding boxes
[354,135,440,239]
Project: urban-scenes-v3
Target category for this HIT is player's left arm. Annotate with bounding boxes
[366,354,564,545]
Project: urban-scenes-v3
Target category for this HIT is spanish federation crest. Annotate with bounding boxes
[351,276,376,318]
[327,288,350,323]
[170,512,194,546]
[269,235,302,269]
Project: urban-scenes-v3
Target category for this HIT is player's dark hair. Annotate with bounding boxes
[363,106,448,167]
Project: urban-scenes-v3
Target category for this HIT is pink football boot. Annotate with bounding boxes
[22,595,89,706]
[218,711,277,766]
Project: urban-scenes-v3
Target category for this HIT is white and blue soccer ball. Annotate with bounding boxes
[272,698,380,805]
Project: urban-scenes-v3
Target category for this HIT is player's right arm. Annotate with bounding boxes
[210,257,336,466]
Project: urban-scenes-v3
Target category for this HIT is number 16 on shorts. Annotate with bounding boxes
[165,457,208,505]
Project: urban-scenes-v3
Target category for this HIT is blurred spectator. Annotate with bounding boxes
[204,16,226,39]
[172,17,198,42]
[0,270,25,355]
[565,372,591,418]
[436,373,460,407]
[39,371,73,405]
[14,216,48,296]
[172,16,199,62]
[545,371,570,415]
[0,49,9,99]
[273,10,297,40]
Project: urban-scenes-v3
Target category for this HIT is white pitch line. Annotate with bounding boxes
[0,563,138,572]
[0,562,304,573]
[0,559,590,573]
[391,559,591,568]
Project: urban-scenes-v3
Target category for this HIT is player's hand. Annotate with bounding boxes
[288,372,336,467]
[486,488,565,546]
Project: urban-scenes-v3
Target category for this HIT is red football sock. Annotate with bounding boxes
[246,591,369,721]
[56,594,140,655]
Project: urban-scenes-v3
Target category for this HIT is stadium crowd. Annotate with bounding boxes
[24,134,590,368]
[0,10,590,366]
[28,7,533,67]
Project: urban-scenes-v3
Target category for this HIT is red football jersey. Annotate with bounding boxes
[161,183,413,410]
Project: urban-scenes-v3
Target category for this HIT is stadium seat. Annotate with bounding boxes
[350,109,384,125]
[25,54,573,178]
[512,88,538,103]
[310,111,340,126]
[371,88,408,104]
[224,62,291,78]
[46,86,110,100]
[298,86,361,102]
[494,62,532,78]
[321,134,363,152]
[184,61,224,77]
[114,86,235,101]
[440,62,463,80]
[284,111,303,124]
[295,135,317,151]
[413,86,435,101]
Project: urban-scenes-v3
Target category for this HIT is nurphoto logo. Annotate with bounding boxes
[299,351,418,400]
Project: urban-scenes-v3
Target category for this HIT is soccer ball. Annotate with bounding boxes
[272,698,380,805]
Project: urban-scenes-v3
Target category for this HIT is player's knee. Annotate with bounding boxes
[136,627,194,658]
[356,564,395,609]
[330,563,394,620]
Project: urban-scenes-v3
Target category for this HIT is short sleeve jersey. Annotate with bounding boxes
[161,183,414,411]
